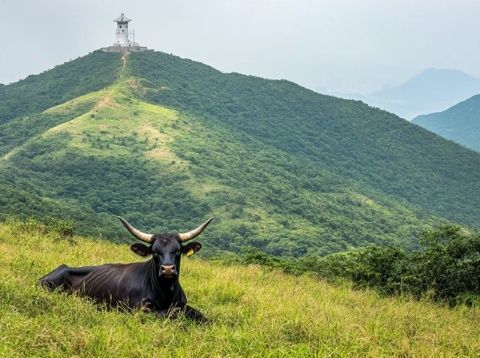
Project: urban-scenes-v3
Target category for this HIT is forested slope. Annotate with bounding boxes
[0,51,121,123]
[128,51,480,227]
[0,50,479,256]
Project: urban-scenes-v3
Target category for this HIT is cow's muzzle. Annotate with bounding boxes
[160,265,177,278]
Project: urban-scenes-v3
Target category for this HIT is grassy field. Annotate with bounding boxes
[0,221,479,357]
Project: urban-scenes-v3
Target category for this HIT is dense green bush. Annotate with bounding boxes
[404,226,480,303]
[232,226,480,305]
[43,217,76,237]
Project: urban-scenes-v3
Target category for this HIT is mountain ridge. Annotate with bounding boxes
[413,94,480,151]
[1,50,479,256]
[336,68,480,119]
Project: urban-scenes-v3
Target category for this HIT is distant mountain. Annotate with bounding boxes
[413,95,480,151]
[1,51,480,257]
[339,69,480,120]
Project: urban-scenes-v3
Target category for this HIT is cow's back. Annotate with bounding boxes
[71,263,145,307]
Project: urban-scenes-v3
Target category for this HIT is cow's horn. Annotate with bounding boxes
[118,217,154,243]
[178,218,214,242]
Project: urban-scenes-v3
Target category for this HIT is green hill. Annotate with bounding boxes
[0,51,122,124]
[0,221,478,357]
[413,94,480,152]
[1,50,480,256]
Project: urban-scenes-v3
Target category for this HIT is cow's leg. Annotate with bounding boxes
[183,305,208,323]
[155,304,208,322]
[38,265,96,291]
[38,264,72,291]
[153,308,175,319]
[152,306,206,322]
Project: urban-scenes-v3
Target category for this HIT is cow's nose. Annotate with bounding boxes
[161,265,176,275]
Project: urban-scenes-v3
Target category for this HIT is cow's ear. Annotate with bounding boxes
[181,242,202,257]
[130,243,153,257]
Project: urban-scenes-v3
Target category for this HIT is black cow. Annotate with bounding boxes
[39,217,213,322]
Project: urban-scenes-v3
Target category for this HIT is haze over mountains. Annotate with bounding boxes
[413,94,480,152]
[1,50,480,257]
[335,69,480,120]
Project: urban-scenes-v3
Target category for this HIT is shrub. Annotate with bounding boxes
[41,217,76,237]
[232,226,480,305]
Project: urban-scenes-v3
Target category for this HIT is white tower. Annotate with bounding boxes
[102,13,146,53]
[114,13,131,47]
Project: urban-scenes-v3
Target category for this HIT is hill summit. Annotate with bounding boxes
[1,50,480,256]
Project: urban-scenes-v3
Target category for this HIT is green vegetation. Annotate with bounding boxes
[1,221,479,357]
[0,77,438,256]
[232,226,480,305]
[413,94,480,152]
[128,52,480,227]
[0,50,480,257]
[0,51,121,123]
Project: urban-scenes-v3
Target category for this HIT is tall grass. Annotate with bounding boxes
[0,220,479,357]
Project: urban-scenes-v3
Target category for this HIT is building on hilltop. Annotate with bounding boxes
[114,13,131,47]
[102,13,147,53]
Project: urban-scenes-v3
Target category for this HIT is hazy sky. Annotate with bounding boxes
[1,0,479,94]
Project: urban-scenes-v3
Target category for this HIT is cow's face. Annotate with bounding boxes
[119,217,212,278]
[130,235,202,278]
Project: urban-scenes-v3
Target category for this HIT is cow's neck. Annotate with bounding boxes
[145,259,184,308]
